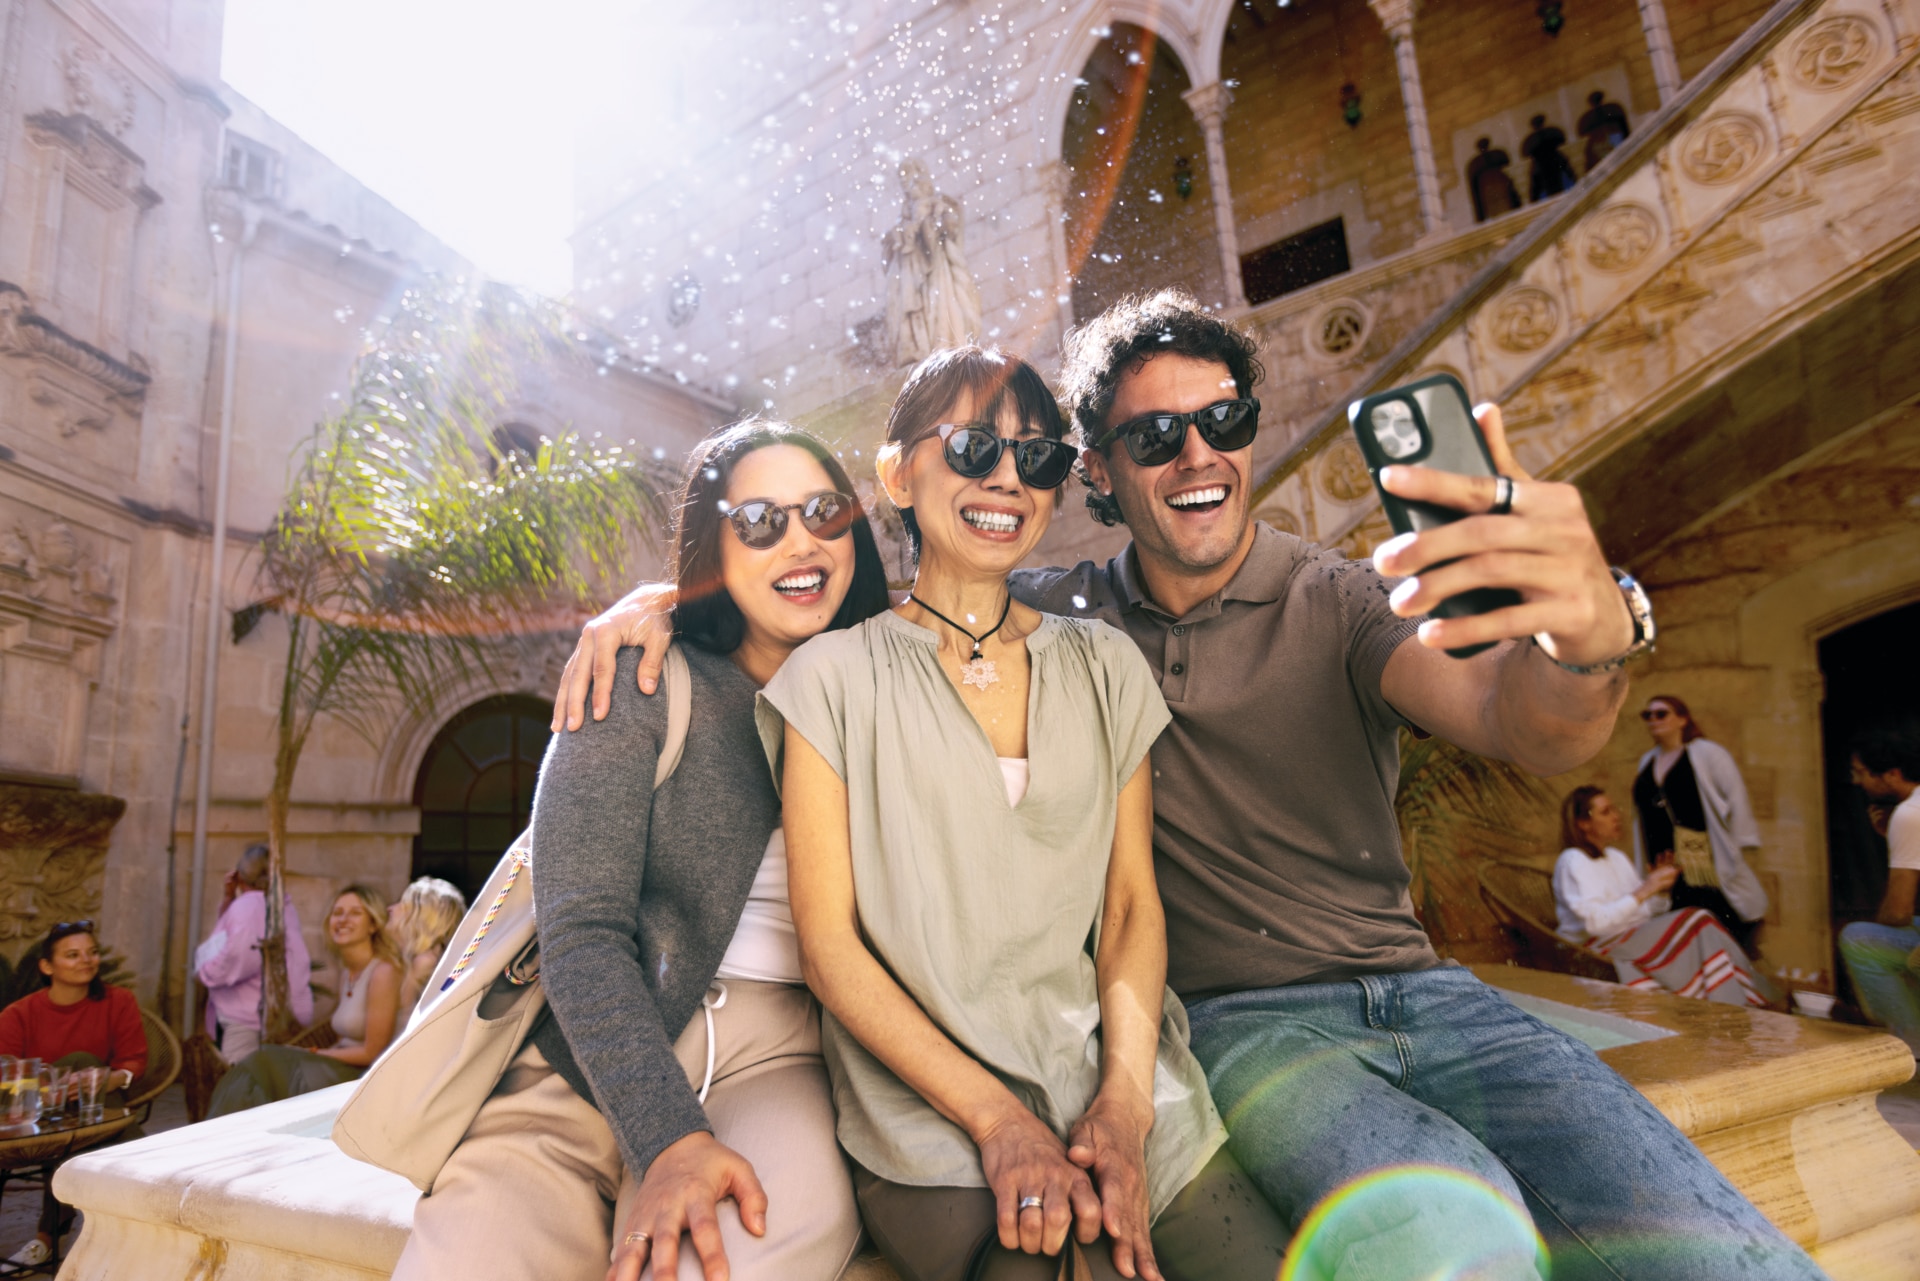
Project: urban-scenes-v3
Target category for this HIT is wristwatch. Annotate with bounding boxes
[1535,567,1656,675]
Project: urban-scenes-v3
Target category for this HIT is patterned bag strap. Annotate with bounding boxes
[438,846,527,993]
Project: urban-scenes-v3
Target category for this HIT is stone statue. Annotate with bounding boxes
[0,524,36,579]
[1467,137,1522,223]
[1521,114,1579,202]
[882,159,981,365]
[1578,91,1632,173]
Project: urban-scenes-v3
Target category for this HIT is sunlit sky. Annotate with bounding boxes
[222,0,643,297]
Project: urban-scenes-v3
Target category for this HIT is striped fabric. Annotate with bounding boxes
[1593,908,1768,1007]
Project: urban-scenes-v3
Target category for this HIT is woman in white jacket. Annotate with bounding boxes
[1554,786,1770,1006]
[1630,694,1769,953]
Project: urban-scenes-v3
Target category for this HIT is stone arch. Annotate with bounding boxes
[409,693,553,901]
[370,660,561,806]
[1738,525,1920,972]
[1032,2,1209,169]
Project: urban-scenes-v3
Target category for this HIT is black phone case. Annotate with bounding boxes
[1347,373,1522,659]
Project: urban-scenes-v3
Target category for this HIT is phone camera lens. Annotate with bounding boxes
[1370,401,1423,460]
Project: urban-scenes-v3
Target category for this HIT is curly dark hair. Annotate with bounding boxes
[1057,289,1265,527]
[1854,716,1920,781]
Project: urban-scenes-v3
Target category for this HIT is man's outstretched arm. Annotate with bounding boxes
[1375,404,1635,777]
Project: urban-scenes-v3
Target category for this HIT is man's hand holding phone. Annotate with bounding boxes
[1371,403,1634,669]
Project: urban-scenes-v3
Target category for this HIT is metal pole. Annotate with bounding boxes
[184,205,257,1022]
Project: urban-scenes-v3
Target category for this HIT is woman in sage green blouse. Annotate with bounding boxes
[762,347,1289,1281]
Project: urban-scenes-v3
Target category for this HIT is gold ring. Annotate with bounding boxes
[624,1231,651,1246]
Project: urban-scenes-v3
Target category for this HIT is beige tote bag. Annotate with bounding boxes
[332,645,691,1192]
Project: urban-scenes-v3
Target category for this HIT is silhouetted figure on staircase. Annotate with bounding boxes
[1578,91,1632,173]
[1467,137,1523,222]
[1522,114,1579,201]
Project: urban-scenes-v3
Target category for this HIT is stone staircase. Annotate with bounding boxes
[1244,0,1920,560]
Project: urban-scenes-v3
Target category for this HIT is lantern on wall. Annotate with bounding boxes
[1173,155,1195,199]
[1341,83,1363,128]
[1537,0,1565,35]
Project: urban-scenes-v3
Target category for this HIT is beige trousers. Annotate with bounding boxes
[393,979,862,1281]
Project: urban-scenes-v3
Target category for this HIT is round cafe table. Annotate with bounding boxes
[0,1107,138,1277]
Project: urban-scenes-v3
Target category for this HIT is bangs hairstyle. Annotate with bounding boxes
[1646,694,1703,743]
[1058,289,1264,527]
[670,419,891,655]
[1560,785,1608,859]
[882,345,1067,561]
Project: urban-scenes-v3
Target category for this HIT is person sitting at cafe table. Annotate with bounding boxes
[0,920,148,1269]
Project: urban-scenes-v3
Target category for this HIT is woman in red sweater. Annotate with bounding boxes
[0,921,147,1082]
[0,921,147,1266]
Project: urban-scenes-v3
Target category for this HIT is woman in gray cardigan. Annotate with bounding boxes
[393,422,889,1281]
[1631,693,1769,953]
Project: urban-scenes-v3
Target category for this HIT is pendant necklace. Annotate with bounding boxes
[910,591,1011,691]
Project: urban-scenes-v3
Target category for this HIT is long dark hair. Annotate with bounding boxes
[39,922,106,1001]
[671,419,890,654]
[1560,785,1609,860]
[881,345,1067,560]
[1646,693,1704,743]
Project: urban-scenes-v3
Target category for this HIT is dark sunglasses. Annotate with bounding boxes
[929,423,1079,490]
[1094,398,1261,467]
[724,491,856,550]
[1639,708,1673,721]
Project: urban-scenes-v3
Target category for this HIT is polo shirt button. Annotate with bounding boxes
[1171,625,1186,636]
[1171,662,1185,675]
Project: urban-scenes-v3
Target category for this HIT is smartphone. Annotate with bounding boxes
[1347,373,1521,659]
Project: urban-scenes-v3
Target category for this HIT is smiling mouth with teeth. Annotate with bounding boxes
[1166,485,1229,512]
[962,507,1023,534]
[774,570,825,597]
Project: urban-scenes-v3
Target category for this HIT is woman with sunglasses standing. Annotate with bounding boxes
[764,347,1289,1281]
[1631,694,1771,956]
[394,421,887,1281]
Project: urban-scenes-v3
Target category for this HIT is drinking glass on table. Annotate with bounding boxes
[8,1060,40,1125]
[39,1065,69,1121]
[74,1066,105,1123]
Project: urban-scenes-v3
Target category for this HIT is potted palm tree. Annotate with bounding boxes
[245,281,671,1041]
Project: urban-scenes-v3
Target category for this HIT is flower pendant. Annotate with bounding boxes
[961,657,999,691]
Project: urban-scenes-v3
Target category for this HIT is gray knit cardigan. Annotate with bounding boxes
[528,643,778,1177]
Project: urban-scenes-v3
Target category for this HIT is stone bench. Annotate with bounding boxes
[53,969,1920,1279]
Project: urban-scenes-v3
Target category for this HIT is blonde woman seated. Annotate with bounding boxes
[206,884,403,1115]
[387,876,466,1015]
[1554,786,1771,1007]
[765,348,1289,1281]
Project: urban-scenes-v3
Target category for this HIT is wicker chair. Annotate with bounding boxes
[181,1013,337,1123]
[1475,861,1620,983]
[127,1008,182,1113]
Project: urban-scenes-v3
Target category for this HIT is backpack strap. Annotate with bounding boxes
[652,644,692,791]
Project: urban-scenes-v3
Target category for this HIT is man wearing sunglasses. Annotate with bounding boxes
[553,293,1819,1279]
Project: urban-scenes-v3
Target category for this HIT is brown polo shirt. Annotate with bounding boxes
[1011,523,1439,999]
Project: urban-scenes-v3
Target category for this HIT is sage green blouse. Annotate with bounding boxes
[757,610,1226,1218]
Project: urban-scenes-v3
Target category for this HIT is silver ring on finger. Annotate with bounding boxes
[1019,1195,1044,1212]
[624,1231,651,1247]
[1490,475,1515,516]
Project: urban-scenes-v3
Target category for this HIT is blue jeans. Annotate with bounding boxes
[1839,918,1920,1050]
[1187,965,1826,1281]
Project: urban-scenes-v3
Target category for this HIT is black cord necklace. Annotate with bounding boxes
[909,591,1011,662]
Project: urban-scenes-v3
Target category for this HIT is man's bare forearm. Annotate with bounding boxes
[1491,638,1629,776]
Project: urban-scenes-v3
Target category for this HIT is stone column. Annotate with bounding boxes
[1181,82,1249,311]
[1368,0,1448,240]
[1638,0,1684,104]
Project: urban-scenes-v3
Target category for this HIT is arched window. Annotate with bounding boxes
[411,696,551,902]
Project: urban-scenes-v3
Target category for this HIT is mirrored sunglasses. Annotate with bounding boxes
[932,423,1079,490]
[724,491,857,550]
[1095,398,1261,467]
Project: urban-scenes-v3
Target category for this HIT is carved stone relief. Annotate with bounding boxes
[61,44,137,136]
[1257,505,1302,537]
[1490,286,1561,352]
[0,515,119,619]
[1311,301,1371,360]
[1804,117,1885,171]
[1582,203,1661,272]
[1749,167,1821,220]
[1320,440,1374,502]
[1787,16,1881,91]
[1680,112,1770,185]
[0,283,149,442]
[0,786,123,970]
